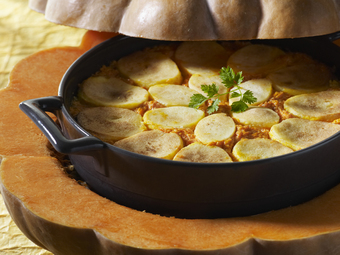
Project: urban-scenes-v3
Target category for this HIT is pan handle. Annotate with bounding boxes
[19,96,106,154]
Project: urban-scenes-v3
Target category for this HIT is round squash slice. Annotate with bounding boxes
[117,50,182,89]
[227,44,286,77]
[114,130,183,160]
[232,107,280,128]
[194,113,236,144]
[77,107,146,142]
[188,73,228,101]
[267,63,332,95]
[78,76,149,108]
[174,41,230,75]
[148,84,197,107]
[228,78,273,106]
[232,138,294,161]
[3,31,340,255]
[269,118,340,151]
[284,90,340,121]
[173,142,232,163]
[143,106,205,130]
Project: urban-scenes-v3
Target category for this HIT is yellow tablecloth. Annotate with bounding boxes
[0,0,86,253]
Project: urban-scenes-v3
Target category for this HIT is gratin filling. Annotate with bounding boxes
[69,41,340,163]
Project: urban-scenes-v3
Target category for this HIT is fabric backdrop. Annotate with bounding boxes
[0,0,85,253]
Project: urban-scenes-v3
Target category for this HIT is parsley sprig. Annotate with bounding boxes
[189,66,257,114]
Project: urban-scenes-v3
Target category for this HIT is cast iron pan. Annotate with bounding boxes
[20,32,340,219]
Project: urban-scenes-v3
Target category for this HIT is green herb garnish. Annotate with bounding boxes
[189,66,257,114]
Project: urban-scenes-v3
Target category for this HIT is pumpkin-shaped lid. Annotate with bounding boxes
[29,0,340,41]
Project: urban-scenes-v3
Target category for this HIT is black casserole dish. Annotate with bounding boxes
[19,34,340,219]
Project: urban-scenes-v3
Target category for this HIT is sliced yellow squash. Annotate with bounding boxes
[232,107,280,128]
[267,64,332,95]
[229,79,273,106]
[188,73,228,101]
[174,41,229,75]
[173,142,232,163]
[78,76,149,108]
[227,44,286,76]
[148,84,197,106]
[77,107,146,142]
[117,50,182,88]
[232,138,294,161]
[269,118,340,150]
[194,113,235,144]
[143,106,205,129]
[114,130,183,159]
[284,90,340,122]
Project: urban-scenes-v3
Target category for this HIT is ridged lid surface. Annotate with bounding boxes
[29,0,340,41]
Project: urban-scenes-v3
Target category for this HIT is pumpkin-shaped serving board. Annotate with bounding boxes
[2,31,340,254]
